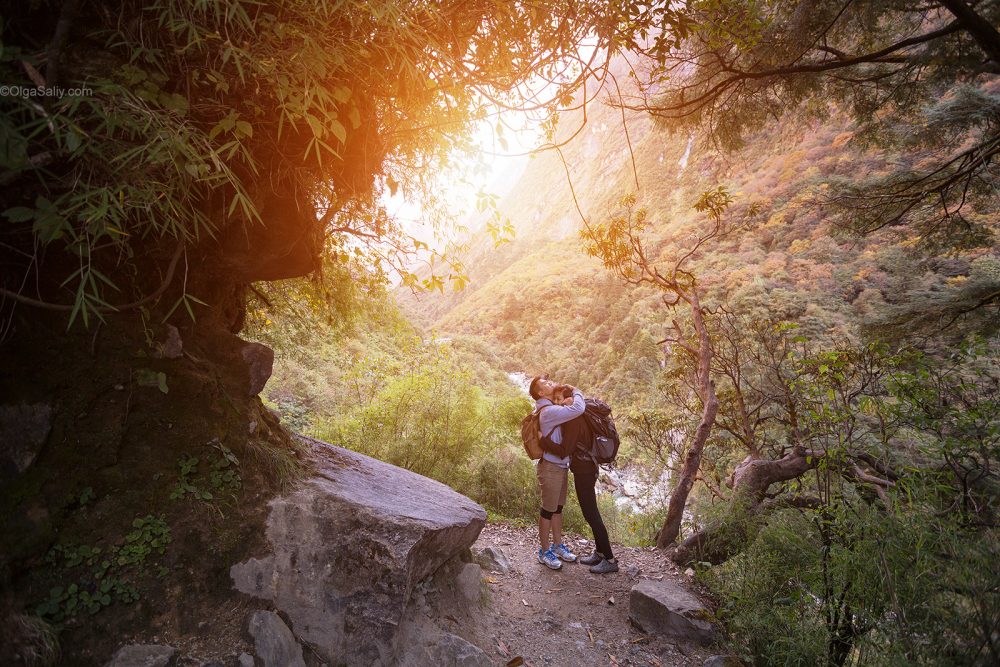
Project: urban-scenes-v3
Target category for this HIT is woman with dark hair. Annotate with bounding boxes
[541,388,619,574]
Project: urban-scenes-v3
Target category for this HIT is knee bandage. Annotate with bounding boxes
[539,507,554,520]
[555,505,564,514]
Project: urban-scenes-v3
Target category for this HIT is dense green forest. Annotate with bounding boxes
[2,0,998,665]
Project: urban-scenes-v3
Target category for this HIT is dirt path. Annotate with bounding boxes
[471,522,719,667]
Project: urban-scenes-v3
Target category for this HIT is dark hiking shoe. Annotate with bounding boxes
[579,552,603,566]
[589,558,619,574]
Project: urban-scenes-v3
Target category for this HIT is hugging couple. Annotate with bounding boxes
[529,376,618,574]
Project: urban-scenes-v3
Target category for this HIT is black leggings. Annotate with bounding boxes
[574,470,613,559]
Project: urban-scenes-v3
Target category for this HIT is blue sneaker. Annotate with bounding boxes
[552,543,578,563]
[537,547,562,570]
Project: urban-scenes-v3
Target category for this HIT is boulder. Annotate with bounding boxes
[238,341,274,396]
[247,610,305,667]
[237,654,255,667]
[104,643,177,667]
[231,437,487,666]
[475,546,511,574]
[0,402,53,481]
[629,579,719,645]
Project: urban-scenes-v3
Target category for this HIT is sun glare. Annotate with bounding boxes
[384,112,544,283]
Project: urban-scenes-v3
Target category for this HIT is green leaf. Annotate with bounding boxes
[329,119,347,143]
[305,115,324,137]
[3,207,35,223]
[135,368,160,388]
[65,130,82,152]
[332,86,351,103]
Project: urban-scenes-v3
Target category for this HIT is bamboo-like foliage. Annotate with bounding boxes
[0,0,650,329]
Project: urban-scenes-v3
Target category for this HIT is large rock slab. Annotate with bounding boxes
[629,579,719,645]
[231,437,487,666]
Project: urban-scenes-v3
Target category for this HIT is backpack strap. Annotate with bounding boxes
[537,404,558,439]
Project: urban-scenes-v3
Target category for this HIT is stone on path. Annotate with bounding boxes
[629,579,719,645]
[104,644,177,667]
[475,545,511,573]
[231,437,487,666]
[247,610,305,667]
[704,655,743,666]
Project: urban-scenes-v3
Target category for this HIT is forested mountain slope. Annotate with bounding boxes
[399,64,1000,406]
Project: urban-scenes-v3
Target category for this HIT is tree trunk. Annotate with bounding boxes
[657,292,719,549]
[939,0,1000,66]
[670,446,821,564]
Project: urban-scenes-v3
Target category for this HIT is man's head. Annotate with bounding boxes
[529,375,557,400]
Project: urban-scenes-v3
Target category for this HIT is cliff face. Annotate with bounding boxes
[0,315,489,666]
[0,315,283,664]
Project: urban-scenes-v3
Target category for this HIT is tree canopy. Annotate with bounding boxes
[0,0,648,331]
[622,0,1000,255]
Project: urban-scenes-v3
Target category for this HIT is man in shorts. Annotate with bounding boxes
[528,376,584,569]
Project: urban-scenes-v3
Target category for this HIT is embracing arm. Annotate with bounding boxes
[539,389,585,430]
[538,390,586,458]
[540,430,575,458]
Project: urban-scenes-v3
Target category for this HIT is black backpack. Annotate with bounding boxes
[578,398,620,465]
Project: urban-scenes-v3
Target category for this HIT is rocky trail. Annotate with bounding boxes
[470,522,724,667]
[84,441,730,667]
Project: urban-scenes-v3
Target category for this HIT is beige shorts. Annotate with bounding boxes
[537,459,569,512]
